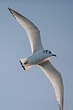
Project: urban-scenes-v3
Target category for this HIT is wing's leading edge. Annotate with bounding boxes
[8,8,43,53]
[39,61,64,110]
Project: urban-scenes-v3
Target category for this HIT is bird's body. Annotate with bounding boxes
[21,50,51,65]
[8,8,64,110]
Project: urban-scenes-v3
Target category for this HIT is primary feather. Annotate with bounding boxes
[39,61,64,110]
[8,8,43,54]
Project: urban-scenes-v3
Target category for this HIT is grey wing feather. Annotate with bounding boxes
[39,61,64,110]
[8,8,43,53]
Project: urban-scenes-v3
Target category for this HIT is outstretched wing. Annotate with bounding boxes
[39,61,64,110]
[8,8,43,54]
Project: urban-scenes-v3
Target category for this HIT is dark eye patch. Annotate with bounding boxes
[49,51,51,54]
[46,50,48,53]
[43,50,48,53]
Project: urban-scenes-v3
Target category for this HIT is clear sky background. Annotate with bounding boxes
[0,0,73,110]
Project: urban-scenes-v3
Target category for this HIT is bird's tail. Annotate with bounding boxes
[19,58,31,70]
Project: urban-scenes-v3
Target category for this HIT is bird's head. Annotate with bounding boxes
[43,50,56,58]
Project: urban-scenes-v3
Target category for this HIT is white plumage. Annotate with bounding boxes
[8,8,43,54]
[8,8,64,110]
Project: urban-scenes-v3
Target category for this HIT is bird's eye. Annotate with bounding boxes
[49,51,51,54]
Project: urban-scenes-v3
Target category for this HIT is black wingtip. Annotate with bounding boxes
[8,8,10,11]
[8,8,12,12]
[8,8,14,14]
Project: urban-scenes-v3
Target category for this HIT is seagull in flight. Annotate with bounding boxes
[8,8,64,110]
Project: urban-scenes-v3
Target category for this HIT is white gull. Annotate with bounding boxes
[8,8,64,110]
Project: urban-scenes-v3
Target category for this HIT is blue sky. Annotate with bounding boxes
[0,0,73,110]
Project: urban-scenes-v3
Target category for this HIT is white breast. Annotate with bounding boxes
[28,50,49,65]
